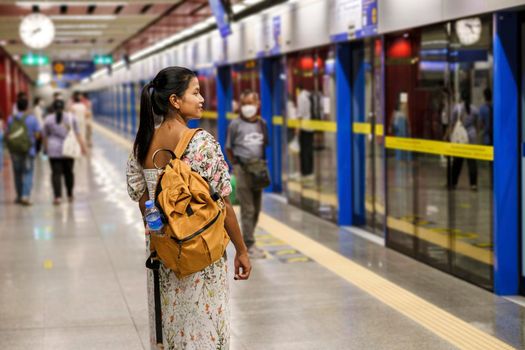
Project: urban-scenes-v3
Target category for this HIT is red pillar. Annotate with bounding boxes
[0,55,11,121]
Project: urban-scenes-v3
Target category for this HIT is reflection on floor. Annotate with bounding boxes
[0,123,522,350]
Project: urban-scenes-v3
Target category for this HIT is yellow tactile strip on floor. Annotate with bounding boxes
[258,213,515,350]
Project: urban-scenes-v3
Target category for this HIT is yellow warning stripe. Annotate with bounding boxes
[287,181,338,207]
[201,110,218,119]
[386,217,492,265]
[282,118,337,132]
[258,213,514,350]
[375,124,384,136]
[226,112,237,120]
[353,122,372,134]
[272,115,284,125]
[386,136,494,161]
[352,122,384,136]
[364,199,491,264]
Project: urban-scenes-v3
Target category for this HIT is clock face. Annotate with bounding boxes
[19,13,55,50]
[455,17,482,46]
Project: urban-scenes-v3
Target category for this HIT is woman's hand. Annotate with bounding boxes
[234,250,251,280]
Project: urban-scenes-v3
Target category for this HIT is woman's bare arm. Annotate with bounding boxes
[223,197,251,280]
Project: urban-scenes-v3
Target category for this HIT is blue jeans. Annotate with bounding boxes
[10,154,35,200]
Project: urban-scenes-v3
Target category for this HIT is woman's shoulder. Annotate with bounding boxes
[185,129,221,159]
[190,129,217,147]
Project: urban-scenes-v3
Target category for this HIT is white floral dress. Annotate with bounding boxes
[126,130,232,350]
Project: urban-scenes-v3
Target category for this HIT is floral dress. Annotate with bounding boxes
[126,130,232,350]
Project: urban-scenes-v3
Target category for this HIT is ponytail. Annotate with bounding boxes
[55,110,63,124]
[461,89,471,115]
[133,82,155,165]
[53,99,65,125]
[133,67,196,165]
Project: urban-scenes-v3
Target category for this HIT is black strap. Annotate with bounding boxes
[145,252,163,345]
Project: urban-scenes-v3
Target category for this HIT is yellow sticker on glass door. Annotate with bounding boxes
[385,137,494,161]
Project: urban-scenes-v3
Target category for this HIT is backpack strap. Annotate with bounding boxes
[174,128,201,159]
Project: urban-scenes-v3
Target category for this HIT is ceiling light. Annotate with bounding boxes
[55,31,103,36]
[55,24,108,29]
[16,1,126,7]
[50,15,116,21]
[243,0,264,5]
[37,72,51,85]
[112,61,124,70]
[92,69,106,79]
[232,4,247,14]
[192,22,209,32]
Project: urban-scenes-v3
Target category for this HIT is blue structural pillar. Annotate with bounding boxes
[260,58,278,192]
[122,84,129,134]
[351,42,365,225]
[217,66,232,156]
[271,58,283,193]
[129,82,137,135]
[113,86,119,129]
[336,43,354,226]
[493,12,519,295]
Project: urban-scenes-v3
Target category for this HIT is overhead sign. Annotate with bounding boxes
[52,60,95,82]
[93,54,113,65]
[21,53,49,66]
[209,0,232,38]
[330,0,378,42]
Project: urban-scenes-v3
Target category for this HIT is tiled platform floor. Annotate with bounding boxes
[0,125,523,349]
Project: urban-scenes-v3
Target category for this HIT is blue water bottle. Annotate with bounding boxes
[144,200,164,236]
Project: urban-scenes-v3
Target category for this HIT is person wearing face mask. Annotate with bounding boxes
[226,89,269,259]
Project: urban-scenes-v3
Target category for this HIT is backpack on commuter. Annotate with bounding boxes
[5,114,31,155]
[146,128,230,279]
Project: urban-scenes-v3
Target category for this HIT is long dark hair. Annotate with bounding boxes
[133,66,196,165]
[461,89,471,115]
[54,99,65,124]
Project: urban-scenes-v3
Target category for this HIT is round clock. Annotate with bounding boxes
[455,17,482,46]
[19,13,55,50]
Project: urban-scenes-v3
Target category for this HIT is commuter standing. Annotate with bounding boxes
[42,100,86,205]
[126,67,251,349]
[70,91,88,143]
[479,88,493,146]
[391,92,411,161]
[5,96,41,205]
[226,89,268,259]
[297,85,315,179]
[12,92,27,116]
[447,90,479,190]
[47,91,64,114]
[81,92,93,147]
[33,97,44,127]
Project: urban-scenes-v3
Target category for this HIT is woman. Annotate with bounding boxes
[126,67,251,349]
[42,99,86,205]
[70,91,88,143]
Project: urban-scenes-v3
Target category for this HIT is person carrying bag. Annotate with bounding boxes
[226,89,269,259]
[126,67,251,350]
[42,99,86,205]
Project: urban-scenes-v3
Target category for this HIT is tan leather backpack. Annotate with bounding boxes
[147,128,230,278]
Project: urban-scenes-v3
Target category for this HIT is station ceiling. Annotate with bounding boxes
[0,0,243,81]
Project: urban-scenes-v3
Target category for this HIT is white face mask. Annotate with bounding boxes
[241,104,258,118]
